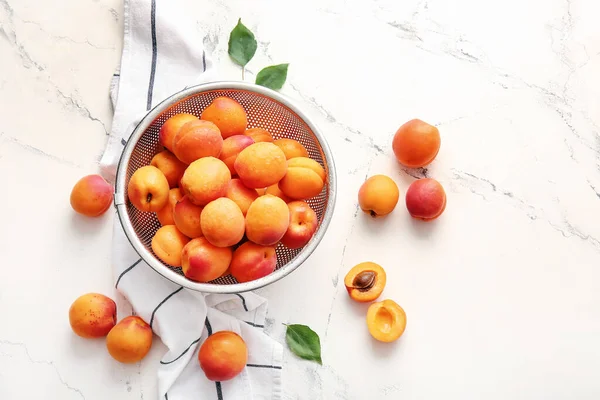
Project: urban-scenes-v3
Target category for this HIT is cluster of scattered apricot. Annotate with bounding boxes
[125,96,326,284]
[344,119,446,343]
[68,293,248,381]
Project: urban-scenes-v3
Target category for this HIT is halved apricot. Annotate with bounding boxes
[366,299,407,343]
[343,262,386,302]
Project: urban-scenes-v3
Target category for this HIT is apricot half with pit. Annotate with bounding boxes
[344,262,386,303]
[366,299,407,343]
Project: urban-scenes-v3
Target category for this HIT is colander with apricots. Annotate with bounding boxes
[114,81,337,294]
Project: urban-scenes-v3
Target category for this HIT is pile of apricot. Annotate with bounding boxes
[125,96,325,284]
[349,118,447,343]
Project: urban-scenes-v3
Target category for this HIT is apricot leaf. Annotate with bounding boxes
[228,18,257,68]
[256,64,289,90]
[285,324,322,365]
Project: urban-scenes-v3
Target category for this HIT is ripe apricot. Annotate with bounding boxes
[180,157,231,206]
[181,237,233,282]
[273,138,309,159]
[366,299,407,343]
[220,135,255,176]
[150,150,188,188]
[156,188,183,226]
[172,120,223,164]
[245,195,290,246]
[264,183,292,203]
[198,331,248,381]
[225,179,258,216]
[244,127,273,143]
[68,293,116,338]
[344,262,386,303]
[358,175,400,217]
[280,201,318,249]
[392,119,440,168]
[106,316,153,363]
[405,178,447,221]
[230,242,277,283]
[151,225,190,267]
[127,165,170,212]
[173,195,204,238]
[234,142,287,189]
[159,113,199,152]
[278,157,326,200]
[201,97,248,139]
[201,198,245,248]
[70,174,113,217]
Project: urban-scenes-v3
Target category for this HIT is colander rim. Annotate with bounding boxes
[114,80,337,294]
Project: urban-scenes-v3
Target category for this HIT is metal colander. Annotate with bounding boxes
[114,81,337,293]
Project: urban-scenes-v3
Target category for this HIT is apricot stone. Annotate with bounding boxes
[234,142,287,189]
[219,135,255,176]
[151,225,190,267]
[358,175,400,217]
[172,120,223,164]
[106,316,153,363]
[180,157,231,206]
[201,97,248,139]
[366,299,407,343]
[181,237,233,282]
[150,150,188,188]
[230,242,277,283]
[278,157,326,200]
[392,119,441,168]
[201,198,245,248]
[198,331,248,381]
[273,138,309,159]
[68,293,116,338]
[245,195,290,246]
[244,127,273,143]
[344,262,386,303]
[280,201,318,249]
[159,113,200,152]
[156,188,183,226]
[173,195,204,238]
[405,178,447,221]
[70,174,113,217]
[225,179,259,216]
[127,165,170,212]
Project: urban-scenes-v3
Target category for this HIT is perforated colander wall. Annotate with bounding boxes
[122,88,331,286]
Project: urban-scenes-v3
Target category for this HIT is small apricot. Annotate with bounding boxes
[159,113,200,152]
[181,237,233,282]
[278,157,326,200]
[225,179,259,216]
[180,157,231,206]
[366,299,407,343]
[173,195,204,238]
[156,188,183,226]
[405,178,447,221]
[273,138,309,159]
[358,175,399,217]
[392,119,441,168]
[151,225,190,267]
[68,293,116,338]
[244,127,273,143]
[200,198,245,248]
[344,262,386,302]
[264,183,292,203]
[234,142,287,189]
[219,135,255,176]
[198,331,248,381]
[127,165,170,212]
[245,195,290,246]
[230,242,277,283]
[172,120,223,164]
[106,316,153,363]
[150,150,188,188]
[201,97,248,139]
[70,174,113,217]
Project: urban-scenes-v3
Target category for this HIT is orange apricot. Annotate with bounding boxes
[150,150,188,188]
[200,198,245,248]
[405,178,447,221]
[344,262,386,303]
[392,119,440,168]
[234,142,287,189]
[172,120,223,164]
[225,179,259,216]
[159,113,200,152]
[273,138,309,159]
[358,175,400,217]
[127,165,170,212]
[68,293,116,338]
[173,195,204,238]
[244,127,273,143]
[219,135,255,176]
[278,157,325,200]
[156,188,183,226]
[181,237,233,282]
[280,201,318,249]
[264,183,292,203]
[245,195,290,246]
[230,242,277,283]
[201,97,248,139]
[198,331,248,381]
[180,157,231,206]
[106,316,153,363]
[151,225,190,267]
[366,299,407,343]
[70,174,113,217]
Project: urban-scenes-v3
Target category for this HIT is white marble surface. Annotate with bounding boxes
[2,0,600,398]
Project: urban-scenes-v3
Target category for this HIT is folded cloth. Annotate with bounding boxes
[99,1,283,399]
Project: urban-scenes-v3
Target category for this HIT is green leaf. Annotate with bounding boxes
[228,18,257,67]
[255,64,289,90]
[285,324,322,364]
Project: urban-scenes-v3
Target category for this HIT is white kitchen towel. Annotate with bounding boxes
[99,1,283,399]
